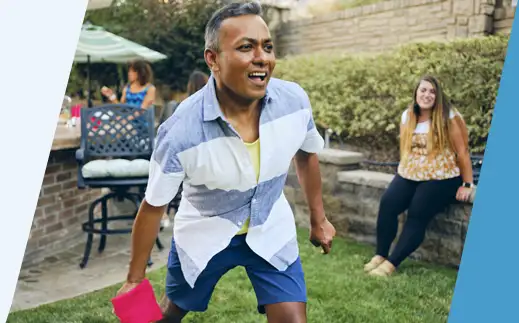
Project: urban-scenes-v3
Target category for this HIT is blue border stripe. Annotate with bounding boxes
[448,14,519,323]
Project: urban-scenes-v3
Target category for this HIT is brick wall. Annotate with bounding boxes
[23,149,103,267]
[275,0,515,57]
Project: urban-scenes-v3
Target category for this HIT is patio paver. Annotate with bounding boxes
[10,228,173,312]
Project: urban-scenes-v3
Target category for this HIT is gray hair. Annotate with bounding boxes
[205,1,263,52]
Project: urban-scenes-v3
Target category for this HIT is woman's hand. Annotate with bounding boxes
[456,186,472,202]
[449,115,475,204]
[101,86,114,99]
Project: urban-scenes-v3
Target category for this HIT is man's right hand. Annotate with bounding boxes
[112,281,141,315]
[116,281,140,297]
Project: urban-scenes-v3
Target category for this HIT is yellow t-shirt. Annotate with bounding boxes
[236,138,260,235]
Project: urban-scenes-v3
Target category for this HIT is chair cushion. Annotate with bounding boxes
[82,159,150,179]
[106,159,132,177]
[128,159,150,177]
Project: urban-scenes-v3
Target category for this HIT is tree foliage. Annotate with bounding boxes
[69,0,277,99]
[69,0,223,98]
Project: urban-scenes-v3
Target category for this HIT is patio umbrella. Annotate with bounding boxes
[74,23,168,106]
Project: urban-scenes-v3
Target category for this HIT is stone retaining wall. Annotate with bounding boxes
[276,0,515,57]
[285,148,472,267]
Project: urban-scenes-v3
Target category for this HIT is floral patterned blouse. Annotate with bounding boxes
[397,109,461,182]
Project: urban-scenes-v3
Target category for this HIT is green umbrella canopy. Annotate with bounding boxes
[74,23,167,63]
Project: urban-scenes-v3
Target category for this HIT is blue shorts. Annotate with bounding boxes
[165,234,307,314]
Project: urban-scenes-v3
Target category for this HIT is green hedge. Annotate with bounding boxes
[273,35,508,160]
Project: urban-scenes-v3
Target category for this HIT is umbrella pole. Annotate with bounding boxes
[87,55,92,107]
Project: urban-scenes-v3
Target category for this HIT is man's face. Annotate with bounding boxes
[209,14,275,102]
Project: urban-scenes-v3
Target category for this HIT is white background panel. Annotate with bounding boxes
[0,0,88,321]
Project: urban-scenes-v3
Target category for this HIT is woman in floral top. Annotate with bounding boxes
[364,75,474,277]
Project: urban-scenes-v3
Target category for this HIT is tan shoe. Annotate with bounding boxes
[364,255,386,272]
[368,260,396,277]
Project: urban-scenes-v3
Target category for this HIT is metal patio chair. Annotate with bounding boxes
[75,104,164,268]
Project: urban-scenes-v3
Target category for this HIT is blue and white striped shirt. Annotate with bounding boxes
[145,75,324,287]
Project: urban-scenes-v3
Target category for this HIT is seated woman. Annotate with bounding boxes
[364,75,474,277]
[101,59,156,109]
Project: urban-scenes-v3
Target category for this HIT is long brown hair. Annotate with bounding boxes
[400,75,454,160]
[128,59,153,86]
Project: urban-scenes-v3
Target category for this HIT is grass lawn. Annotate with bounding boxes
[8,229,458,323]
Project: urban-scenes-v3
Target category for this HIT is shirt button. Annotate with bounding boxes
[252,199,257,203]
[238,222,242,226]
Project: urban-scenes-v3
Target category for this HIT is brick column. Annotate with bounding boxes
[23,149,103,267]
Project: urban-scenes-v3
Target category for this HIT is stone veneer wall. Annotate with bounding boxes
[23,149,103,267]
[494,0,516,34]
[275,0,515,57]
[284,148,472,267]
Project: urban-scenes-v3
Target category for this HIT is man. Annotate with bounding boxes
[116,2,336,322]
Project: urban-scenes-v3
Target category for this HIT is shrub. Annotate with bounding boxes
[273,34,509,161]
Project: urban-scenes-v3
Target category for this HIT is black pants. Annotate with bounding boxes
[375,173,461,267]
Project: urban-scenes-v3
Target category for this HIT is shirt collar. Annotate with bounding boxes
[202,74,274,122]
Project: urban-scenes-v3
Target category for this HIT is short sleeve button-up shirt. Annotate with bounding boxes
[145,75,324,287]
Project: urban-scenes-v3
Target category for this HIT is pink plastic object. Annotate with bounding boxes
[111,279,163,323]
[71,104,82,118]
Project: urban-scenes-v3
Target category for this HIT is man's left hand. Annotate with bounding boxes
[309,217,336,254]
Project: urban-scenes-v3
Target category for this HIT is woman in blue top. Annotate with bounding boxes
[101,59,156,109]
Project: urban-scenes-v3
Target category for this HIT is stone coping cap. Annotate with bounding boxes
[52,124,81,151]
[338,170,475,204]
[338,170,393,189]
[318,148,364,166]
[51,120,159,151]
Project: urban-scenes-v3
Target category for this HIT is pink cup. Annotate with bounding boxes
[71,105,82,118]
